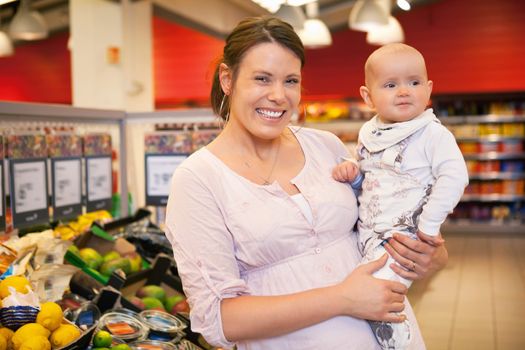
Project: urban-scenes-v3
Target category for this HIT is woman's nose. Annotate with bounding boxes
[269,83,286,102]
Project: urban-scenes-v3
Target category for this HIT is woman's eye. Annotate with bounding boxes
[255,76,269,83]
[286,78,300,85]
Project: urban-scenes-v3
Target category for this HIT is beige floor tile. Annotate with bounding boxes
[412,233,525,350]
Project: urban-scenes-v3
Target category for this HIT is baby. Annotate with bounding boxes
[333,43,468,349]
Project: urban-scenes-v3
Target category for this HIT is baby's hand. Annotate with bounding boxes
[333,161,359,182]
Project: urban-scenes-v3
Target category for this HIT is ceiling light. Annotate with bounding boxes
[298,1,332,48]
[275,4,306,29]
[287,0,316,6]
[349,0,389,32]
[397,0,411,11]
[8,0,49,40]
[0,14,13,57]
[252,0,285,13]
[366,15,404,46]
[298,18,332,48]
[0,31,14,57]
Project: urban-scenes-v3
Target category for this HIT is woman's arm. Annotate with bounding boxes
[222,254,408,342]
[383,231,448,280]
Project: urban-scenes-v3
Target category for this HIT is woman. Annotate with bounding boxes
[165,16,447,350]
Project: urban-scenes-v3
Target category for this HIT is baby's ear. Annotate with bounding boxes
[359,86,374,109]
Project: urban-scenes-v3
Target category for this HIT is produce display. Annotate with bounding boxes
[0,209,210,350]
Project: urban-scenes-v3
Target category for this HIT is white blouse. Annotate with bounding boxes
[165,127,425,350]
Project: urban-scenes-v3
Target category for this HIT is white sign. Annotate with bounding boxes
[87,157,111,201]
[54,159,81,207]
[147,155,187,196]
[14,161,47,213]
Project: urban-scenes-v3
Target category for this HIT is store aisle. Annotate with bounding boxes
[408,232,525,350]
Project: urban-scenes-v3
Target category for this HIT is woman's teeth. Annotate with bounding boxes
[257,108,284,119]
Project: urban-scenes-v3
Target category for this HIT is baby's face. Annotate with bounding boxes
[365,51,432,124]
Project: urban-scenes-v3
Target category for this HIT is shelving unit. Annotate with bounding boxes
[0,100,129,230]
[438,102,525,232]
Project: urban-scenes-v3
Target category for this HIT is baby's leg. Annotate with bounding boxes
[362,241,413,350]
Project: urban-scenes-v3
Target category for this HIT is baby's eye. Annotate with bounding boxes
[385,83,396,88]
[410,80,421,86]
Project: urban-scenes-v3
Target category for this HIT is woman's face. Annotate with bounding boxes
[224,42,302,141]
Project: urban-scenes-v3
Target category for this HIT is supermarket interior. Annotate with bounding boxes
[0,0,524,349]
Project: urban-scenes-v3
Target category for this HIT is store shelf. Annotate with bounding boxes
[456,135,525,142]
[442,221,524,235]
[463,152,525,160]
[440,114,525,125]
[461,194,525,202]
[469,172,525,180]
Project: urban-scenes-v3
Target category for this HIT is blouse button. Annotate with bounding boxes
[315,247,321,254]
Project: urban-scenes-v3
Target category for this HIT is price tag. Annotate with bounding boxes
[52,157,82,220]
[9,158,49,228]
[86,156,112,212]
[145,154,188,205]
[0,162,5,231]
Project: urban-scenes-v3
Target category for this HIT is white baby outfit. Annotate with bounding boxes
[355,109,469,350]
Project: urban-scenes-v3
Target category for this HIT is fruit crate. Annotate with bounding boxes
[118,254,202,345]
[65,224,151,286]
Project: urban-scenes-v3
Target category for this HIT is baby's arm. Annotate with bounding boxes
[333,159,364,189]
[418,127,469,236]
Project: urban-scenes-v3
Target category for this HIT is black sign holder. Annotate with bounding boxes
[9,158,49,229]
[51,157,83,221]
[85,155,112,212]
[145,153,189,206]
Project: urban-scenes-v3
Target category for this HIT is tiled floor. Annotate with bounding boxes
[408,232,525,350]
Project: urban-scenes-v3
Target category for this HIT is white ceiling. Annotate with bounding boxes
[0,0,441,39]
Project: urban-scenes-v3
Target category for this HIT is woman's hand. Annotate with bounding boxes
[384,231,448,281]
[336,254,407,323]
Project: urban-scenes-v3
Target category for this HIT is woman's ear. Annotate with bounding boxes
[359,86,375,109]
[219,63,232,96]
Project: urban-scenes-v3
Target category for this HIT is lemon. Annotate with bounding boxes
[19,336,51,350]
[36,301,63,331]
[0,335,6,350]
[0,328,13,342]
[49,324,81,348]
[12,323,50,350]
[93,330,112,348]
[0,276,31,299]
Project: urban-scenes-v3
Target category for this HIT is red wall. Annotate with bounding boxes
[0,0,524,105]
[153,16,224,108]
[0,32,71,104]
[303,0,525,99]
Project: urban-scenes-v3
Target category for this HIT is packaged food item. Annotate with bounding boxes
[478,141,499,153]
[139,310,185,342]
[458,142,478,154]
[98,311,147,342]
[480,124,502,136]
[500,139,523,153]
[477,160,500,173]
[480,181,502,195]
[500,161,524,173]
[502,123,525,137]
[502,180,524,195]
[130,339,178,350]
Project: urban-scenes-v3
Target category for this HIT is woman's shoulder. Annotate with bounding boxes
[291,126,343,149]
[172,148,217,182]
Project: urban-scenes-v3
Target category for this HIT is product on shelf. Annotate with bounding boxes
[436,95,525,226]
